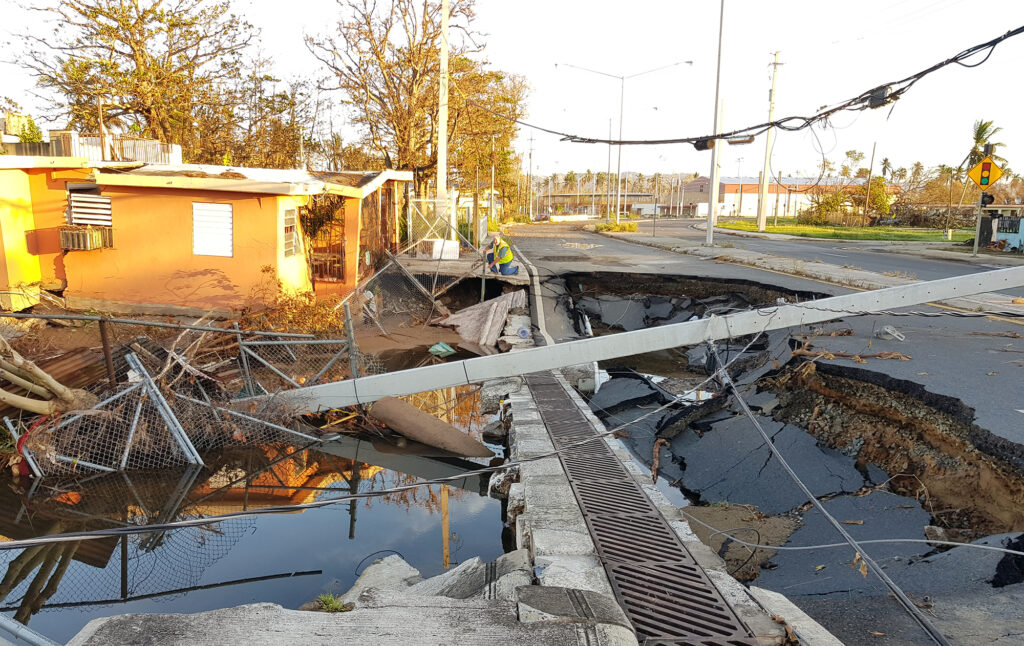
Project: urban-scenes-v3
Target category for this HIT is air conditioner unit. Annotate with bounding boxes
[60,226,105,251]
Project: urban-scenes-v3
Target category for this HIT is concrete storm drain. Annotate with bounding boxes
[525,372,759,645]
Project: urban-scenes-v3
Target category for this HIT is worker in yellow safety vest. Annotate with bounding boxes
[486,233,519,275]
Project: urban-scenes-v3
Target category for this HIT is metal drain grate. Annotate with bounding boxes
[525,373,758,645]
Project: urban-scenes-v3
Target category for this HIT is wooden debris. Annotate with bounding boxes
[792,347,911,363]
[368,396,494,458]
[651,438,669,484]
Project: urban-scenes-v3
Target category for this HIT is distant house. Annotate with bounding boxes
[0,156,411,315]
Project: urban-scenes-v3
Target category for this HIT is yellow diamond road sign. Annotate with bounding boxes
[968,156,1003,188]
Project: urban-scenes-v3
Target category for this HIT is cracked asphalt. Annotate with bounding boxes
[509,222,1024,646]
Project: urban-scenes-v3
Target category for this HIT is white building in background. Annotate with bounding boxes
[681,176,888,218]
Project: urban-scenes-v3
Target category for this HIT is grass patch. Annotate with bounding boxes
[595,222,639,233]
[316,593,355,613]
[717,219,971,242]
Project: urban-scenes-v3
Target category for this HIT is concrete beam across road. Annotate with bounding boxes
[266,266,1024,412]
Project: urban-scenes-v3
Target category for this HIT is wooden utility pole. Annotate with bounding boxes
[756,52,780,232]
[862,141,877,225]
[438,0,451,238]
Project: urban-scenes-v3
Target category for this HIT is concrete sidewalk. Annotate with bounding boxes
[702,223,1024,267]
[595,229,1024,315]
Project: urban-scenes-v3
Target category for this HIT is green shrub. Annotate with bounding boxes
[595,222,638,233]
[316,593,354,613]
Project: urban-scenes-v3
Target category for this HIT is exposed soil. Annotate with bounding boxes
[682,503,799,582]
[765,360,1024,538]
[563,271,827,305]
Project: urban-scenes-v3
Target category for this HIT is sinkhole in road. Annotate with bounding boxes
[573,271,1024,587]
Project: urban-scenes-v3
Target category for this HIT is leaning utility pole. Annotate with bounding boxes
[705,0,725,246]
[756,51,780,233]
[489,135,496,231]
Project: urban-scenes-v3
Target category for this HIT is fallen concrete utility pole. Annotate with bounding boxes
[265,267,1024,412]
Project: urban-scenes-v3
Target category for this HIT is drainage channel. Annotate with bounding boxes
[524,372,758,646]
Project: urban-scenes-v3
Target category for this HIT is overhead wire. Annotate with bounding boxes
[470,24,1024,147]
[679,507,1024,558]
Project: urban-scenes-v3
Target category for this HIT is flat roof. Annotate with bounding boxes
[95,163,412,198]
[0,155,91,169]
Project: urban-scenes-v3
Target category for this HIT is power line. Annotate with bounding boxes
[472,24,1024,148]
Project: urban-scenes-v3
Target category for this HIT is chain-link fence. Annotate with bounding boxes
[398,198,489,299]
[1,314,341,478]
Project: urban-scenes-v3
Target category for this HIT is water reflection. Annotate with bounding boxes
[0,419,503,642]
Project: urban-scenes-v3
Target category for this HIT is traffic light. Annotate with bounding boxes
[692,138,713,151]
[980,161,993,186]
[981,192,995,206]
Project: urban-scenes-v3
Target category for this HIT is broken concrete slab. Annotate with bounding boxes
[748,586,845,646]
[68,597,637,646]
[407,549,534,600]
[340,554,424,606]
[533,555,614,596]
[435,290,528,348]
[516,585,632,632]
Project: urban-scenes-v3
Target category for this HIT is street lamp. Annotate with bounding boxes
[557,60,693,224]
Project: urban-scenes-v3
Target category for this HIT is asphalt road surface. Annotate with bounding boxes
[632,218,1024,298]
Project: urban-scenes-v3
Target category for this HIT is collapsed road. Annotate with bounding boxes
[6,223,1024,645]
[262,224,1024,645]
[509,225,1024,645]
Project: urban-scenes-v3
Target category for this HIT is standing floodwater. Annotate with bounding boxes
[0,390,505,643]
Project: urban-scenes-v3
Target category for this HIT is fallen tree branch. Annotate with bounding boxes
[792,347,911,363]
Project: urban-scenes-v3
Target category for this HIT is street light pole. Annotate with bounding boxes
[557,60,693,225]
[705,0,726,247]
[615,76,624,224]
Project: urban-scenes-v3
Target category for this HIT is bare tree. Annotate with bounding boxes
[307,0,504,193]
[19,0,254,149]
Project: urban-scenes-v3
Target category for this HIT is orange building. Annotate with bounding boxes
[0,157,411,315]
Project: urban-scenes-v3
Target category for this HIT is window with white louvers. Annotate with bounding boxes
[192,203,233,257]
[68,192,112,226]
[283,209,299,257]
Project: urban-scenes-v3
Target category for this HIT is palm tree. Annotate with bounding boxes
[966,119,1007,167]
[880,157,893,180]
[956,119,1008,209]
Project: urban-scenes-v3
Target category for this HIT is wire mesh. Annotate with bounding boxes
[16,383,195,477]
[356,262,438,324]
[400,198,488,299]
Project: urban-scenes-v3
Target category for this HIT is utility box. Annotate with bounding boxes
[417,238,459,260]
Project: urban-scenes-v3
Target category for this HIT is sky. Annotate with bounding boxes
[3,0,1024,180]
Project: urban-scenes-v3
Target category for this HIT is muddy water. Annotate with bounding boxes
[0,391,504,643]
